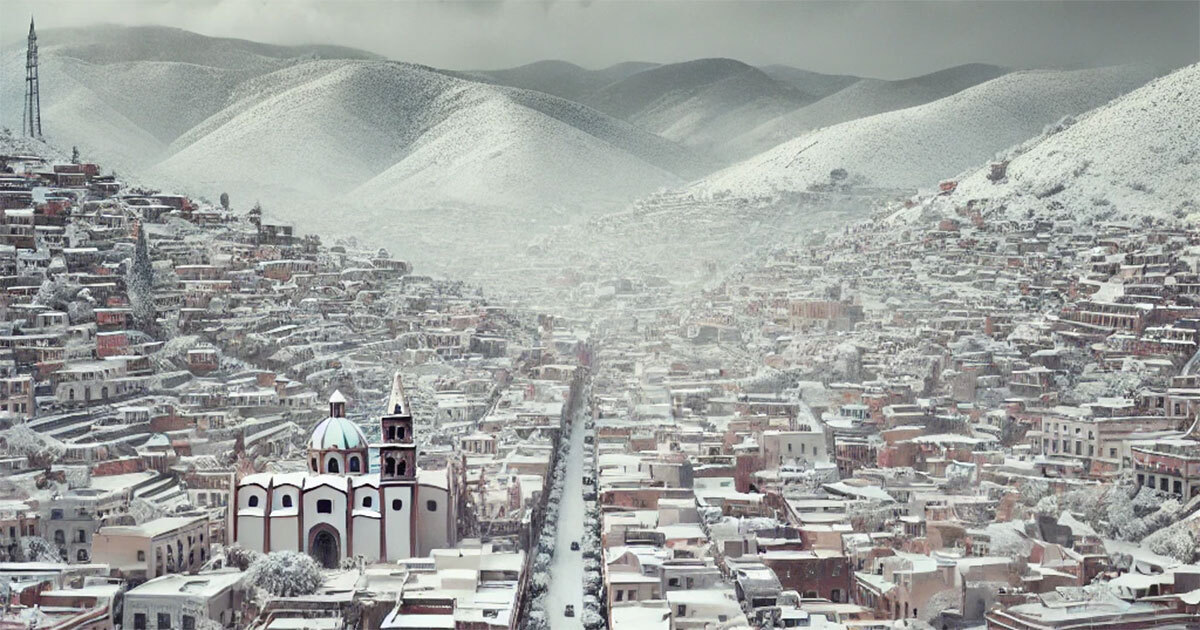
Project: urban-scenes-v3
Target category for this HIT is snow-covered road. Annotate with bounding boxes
[544,396,588,629]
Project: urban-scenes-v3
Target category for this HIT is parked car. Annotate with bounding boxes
[564,605,575,617]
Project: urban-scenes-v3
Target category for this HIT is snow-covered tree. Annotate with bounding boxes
[581,607,606,630]
[128,223,155,332]
[1142,521,1200,563]
[18,536,62,563]
[0,425,66,467]
[247,550,323,597]
[583,569,602,593]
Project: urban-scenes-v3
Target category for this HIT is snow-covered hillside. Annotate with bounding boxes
[757,65,860,101]
[585,58,815,159]
[726,63,1009,159]
[0,26,375,173]
[692,65,1159,199]
[153,60,704,212]
[946,63,1200,221]
[467,60,657,104]
[2,26,704,218]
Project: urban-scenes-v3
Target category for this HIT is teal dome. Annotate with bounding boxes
[308,416,367,451]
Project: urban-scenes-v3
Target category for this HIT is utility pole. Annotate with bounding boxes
[24,17,43,138]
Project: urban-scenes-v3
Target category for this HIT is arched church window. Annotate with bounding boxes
[248,495,259,508]
[388,426,396,440]
[363,496,373,508]
[385,458,395,476]
[317,499,333,514]
[397,426,406,439]
[311,457,318,471]
[349,456,360,473]
[327,458,340,473]
[426,500,438,512]
[398,460,407,476]
[392,499,403,511]
[282,495,293,508]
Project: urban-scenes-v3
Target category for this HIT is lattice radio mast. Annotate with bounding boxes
[23,17,42,138]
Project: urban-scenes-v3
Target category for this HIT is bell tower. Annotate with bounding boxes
[377,372,416,559]
[379,373,416,481]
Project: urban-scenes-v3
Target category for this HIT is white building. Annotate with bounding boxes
[233,375,457,567]
[122,570,245,630]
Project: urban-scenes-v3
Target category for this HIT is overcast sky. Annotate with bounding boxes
[2,0,1197,78]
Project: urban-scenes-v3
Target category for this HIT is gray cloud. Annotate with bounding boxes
[1,0,1196,77]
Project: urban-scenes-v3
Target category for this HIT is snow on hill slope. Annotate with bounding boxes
[0,26,378,173]
[692,65,1160,199]
[585,58,816,160]
[757,65,860,100]
[727,63,1008,158]
[466,60,657,103]
[349,91,680,212]
[154,60,705,212]
[946,63,1200,221]
[46,24,381,68]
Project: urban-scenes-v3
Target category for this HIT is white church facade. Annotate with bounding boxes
[233,374,457,567]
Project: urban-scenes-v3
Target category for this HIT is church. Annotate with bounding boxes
[233,374,457,567]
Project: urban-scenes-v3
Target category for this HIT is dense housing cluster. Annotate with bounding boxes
[0,147,594,630]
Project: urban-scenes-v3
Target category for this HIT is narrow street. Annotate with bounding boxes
[544,392,588,629]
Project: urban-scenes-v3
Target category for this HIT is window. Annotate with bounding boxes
[76,529,86,543]
[51,509,63,520]
[388,426,396,440]
[77,549,89,561]
[363,496,373,508]
[384,458,395,476]
[427,500,438,512]
[282,495,293,508]
[831,589,842,603]
[668,577,680,587]
[349,457,361,473]
[54,530,65,545]
[317,499,333,513]
[398,460,407,476]
[397,426,405,439]
[157,613,171,629]
[182,616,195,630]
[133,613,147,630]
[392,499,403,511]
[615,590,624,602]
[677,605,686,616]
[138,550,146,561]
[311,457,318,471]
[248,495,259,508]
[327,458,340,473]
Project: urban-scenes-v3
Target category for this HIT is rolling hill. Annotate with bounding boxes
[152,59,705,213]
[726,63,1009,158]
[945,63,1199,221]
[757,64,860,100]
[466,60,658,104]
[691,64,1160,200]
[0,25,380,173]
[2,26,706,219]
[582,58,818,160]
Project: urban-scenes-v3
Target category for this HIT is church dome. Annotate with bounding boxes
[308,416,368,451]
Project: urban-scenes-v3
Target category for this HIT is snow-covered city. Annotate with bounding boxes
[0,1,1198,629]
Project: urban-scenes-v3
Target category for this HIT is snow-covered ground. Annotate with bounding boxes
[690,64,1158,199]
[543,399,589,629]
[945,62,1200,222]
